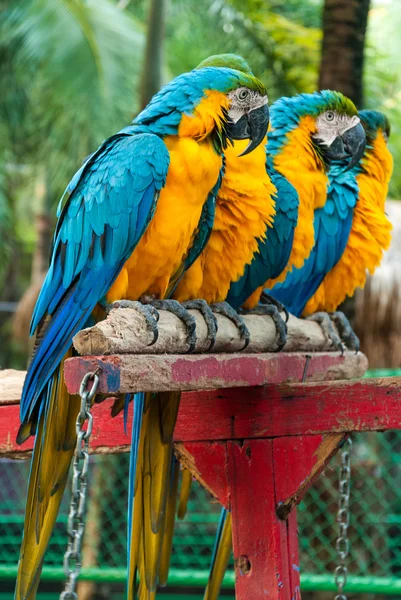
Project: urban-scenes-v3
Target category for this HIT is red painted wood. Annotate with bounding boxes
[272,434,345,517]
[273,436,325,503]
[64,351,365,394]
[64,356,122,394]
[175,441,230,508]
[2,377,401,456]
[0,404,33,454]
[173,378,401,440]
[227,440,300,599]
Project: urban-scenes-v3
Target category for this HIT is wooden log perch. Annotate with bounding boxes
[73,307,350,356]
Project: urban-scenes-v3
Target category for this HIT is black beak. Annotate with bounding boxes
[326,122,366,171]
[227,103,269,156]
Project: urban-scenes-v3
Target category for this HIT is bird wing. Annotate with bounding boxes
[21,131,170,424]
[269,170,358,317]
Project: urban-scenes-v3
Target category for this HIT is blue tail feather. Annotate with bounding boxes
[127,392,145,557]
[211,508,228,568]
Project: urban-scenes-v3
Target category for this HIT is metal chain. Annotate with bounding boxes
[334,436,352,600]
[60,370,100,600]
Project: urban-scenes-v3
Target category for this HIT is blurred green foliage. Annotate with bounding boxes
[366,2,401,199]
[0,0,400,369]
[0,0,144,294]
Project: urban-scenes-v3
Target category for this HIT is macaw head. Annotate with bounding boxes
[271,90,366,171]
[196,54,269,155]
[134,55,269,156]
[359,109,391,144]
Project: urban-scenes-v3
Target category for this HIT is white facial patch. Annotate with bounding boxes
[313,112,360,147]
[227,88,268,123]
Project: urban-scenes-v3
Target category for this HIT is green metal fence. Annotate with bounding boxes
[1,373,401,597]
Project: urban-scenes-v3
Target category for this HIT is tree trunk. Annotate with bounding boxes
[140,0,166,110]
[319,0,371,108]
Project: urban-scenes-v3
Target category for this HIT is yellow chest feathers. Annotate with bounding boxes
[106,135,223,303]
[174,140,276,303]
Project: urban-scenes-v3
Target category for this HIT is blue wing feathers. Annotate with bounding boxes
[269,167,358,316]
[22,133,169,424]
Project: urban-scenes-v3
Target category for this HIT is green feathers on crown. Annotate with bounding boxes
[319,90,358,116]
[197,54,254,75]
[196,53,267,97]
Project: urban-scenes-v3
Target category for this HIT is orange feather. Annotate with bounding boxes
[304,130,393,315]
[173,138,276,303]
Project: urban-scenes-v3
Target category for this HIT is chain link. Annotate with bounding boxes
[334,436,352,600]
[60,370,100,600]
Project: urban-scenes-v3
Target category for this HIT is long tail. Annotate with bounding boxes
[15,355,80,600]
[204,508,233,600]
[127,391,181,599]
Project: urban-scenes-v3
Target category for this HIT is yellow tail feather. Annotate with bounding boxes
[128,391,181,597]
[15,354,80,600]
[204,512,233,600]
[177,468,192,520]
[159,461,180,586]
[142,391,180,592]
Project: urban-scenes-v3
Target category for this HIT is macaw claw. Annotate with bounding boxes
[106,300,159,345]
[240,302,287,351]
[150,299,197,352]
[306,311,347,354]
[182,299,218,351]
[211,301,250,350]
[329,311,360,353]
[260,291,290,323]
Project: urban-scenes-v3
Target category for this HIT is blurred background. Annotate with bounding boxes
[1,0,401,598]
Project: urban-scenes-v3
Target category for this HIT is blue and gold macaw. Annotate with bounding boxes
[268,112,393,351]
[267,109,367,349]
[303,109,392,320]
[15,64,269,599]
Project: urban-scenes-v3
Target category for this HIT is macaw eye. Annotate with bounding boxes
[326,111,335,122]
[238,88,250,101]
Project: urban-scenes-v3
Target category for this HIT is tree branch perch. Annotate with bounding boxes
[73,307,353,356]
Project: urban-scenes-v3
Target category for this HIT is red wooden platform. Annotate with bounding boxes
[1,351,400,599]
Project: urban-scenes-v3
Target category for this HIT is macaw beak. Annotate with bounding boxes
[227,104,270,156]
[327,122,366,171]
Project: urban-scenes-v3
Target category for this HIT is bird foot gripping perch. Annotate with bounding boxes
[107,298,252,353]
[330,312,360,353]
[108,298,217,353]
[107,300,160,345]
[241,293,288,351]
[211,301,251,349]
[181,299,218,350]
[108,299,200,351]
[306,312,359,354]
